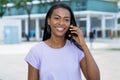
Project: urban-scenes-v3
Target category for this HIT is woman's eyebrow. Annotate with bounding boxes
[54,14,70,18]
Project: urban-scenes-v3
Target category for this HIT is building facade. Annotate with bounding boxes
[2,0,120,41]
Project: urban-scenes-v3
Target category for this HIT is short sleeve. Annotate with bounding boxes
[78,50,85,62]
[25,47,40,70]
[68,40,85,62]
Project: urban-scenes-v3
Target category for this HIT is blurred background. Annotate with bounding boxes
[0,0,120,43]
[0,0,120,80]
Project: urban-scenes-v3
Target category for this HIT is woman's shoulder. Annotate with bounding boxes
[67,40,83,51]
[67,40,76,47]
[30,41,45,51]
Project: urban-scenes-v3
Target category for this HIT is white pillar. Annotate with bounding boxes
[101,15,106,38]
[35,18,40,41]
[114,14,118,30]
[86,14,91,38]
[114,14,118,37]
[25,19,28,35]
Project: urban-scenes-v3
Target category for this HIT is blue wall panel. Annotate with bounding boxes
[87,0,118,12]
[4,26,19,44]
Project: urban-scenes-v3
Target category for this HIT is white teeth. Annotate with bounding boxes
[56,27,64,31]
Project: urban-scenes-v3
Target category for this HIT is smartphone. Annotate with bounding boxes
[66,26,78,39]
[66,28,83,50]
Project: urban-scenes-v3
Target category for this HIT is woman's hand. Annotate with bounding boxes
[69,25,86,46]
[70,25,100,80]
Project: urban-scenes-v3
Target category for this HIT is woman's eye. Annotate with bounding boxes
[65,19,70,22]
[54,17,59,20]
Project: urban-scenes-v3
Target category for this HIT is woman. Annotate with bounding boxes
[25,3,100,80]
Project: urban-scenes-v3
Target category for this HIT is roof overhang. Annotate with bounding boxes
[2,11,117,19]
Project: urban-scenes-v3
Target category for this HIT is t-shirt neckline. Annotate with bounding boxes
[42,40,69,50]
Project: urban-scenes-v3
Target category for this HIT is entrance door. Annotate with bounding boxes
[80,20,87,37]
[4,26,19,44]
[96,29,102,38]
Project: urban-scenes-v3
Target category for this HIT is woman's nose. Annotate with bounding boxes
[59,19,65,25]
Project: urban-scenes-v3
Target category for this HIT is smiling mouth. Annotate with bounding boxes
[56,27,65,31]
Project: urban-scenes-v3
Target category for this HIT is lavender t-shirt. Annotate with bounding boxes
[25,40,84,80]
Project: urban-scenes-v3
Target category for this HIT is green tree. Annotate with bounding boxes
[0,0,8,17]
[14,0,34,41]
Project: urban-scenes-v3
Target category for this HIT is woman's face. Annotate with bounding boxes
[48,8,71,38]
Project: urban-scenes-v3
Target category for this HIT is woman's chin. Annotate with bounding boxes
[55,34,65,38]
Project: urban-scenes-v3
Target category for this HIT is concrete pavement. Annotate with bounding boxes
[0,39,120,80]
[0,42,37,80]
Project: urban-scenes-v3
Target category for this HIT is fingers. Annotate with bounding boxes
[69,25,84,37]
[69,26,77,37]
[69,25,80,35]
[69,25,85,46]
[69,25,78,30]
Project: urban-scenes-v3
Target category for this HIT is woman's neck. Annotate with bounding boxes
[45,36,66,48]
